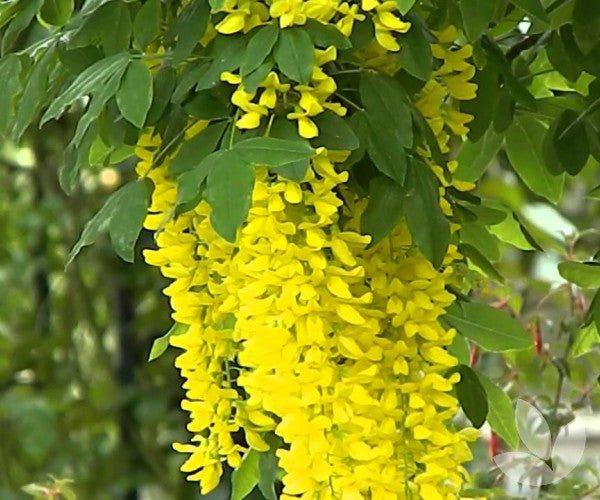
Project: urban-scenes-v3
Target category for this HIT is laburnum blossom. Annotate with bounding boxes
[415,26,478,154]
[137,133,479,498]
[133,2,483,499]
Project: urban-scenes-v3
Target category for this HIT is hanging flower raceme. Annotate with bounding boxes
[136,1,482,499]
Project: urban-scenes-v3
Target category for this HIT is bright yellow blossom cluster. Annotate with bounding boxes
[416,26,478,154]
[135,1,482,498]
[137,133,478,498]
[221,45,346,138]
[213,0,405,51]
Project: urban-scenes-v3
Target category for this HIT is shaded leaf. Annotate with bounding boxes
[573,0,600,54]
[361,176,405,245]
[133,0,161,50]
[454,365,488,428]
[404,158,449,268]
[304,19,351,49]
[39,0,73,26]
[511,0,549,23]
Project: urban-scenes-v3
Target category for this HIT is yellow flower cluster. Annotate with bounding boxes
[137,135,478,498]
[134,2,483,499]
[415,26,478,154]
[221,45,346,138]
[213,0,406,51]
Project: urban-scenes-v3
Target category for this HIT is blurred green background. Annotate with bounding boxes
[0,121,205,499]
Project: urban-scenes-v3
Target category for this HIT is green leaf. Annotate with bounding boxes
[42,52,130,125]
[546,31,581,82]
[231,450,260,500]
[366,118,407,184]
[570,322,600,358]
[573,0,600,54]
[61,122,97,194]
[455,127,503,182]
[489,212,536,250]
[171,0,210,64]
[116,60,153,128]
[304,19,351,49]
[184,90,231,120]
[3,0,42,54]
[397,19,432,81]
[196,35,248,90]
[72,61,128,146]
[460,223,500,261]
[96,1,132,56]
[241,24,278,76]
[454,365,488,428]
[205,151,255,242]
[478,375,519,449]
[258,450,280,500]
[58,44,103,75]
[511,0,549,23]
[67,180,150,266]
[404,159,449,268]
[396,0,416,15]
[108,180,151,262]
[558,261,600,288]
[312,111,359,151]
[13,46,57,143]
[39,0,73,26]
[148,323,188,361]
[459,243,504,283]
[552,109,589,175]
[146,65,176,124]
[448,334,470,365]
[233,137,313,179]
[133,0,161,50]
[177,149,225,206]
[361,176,405,245]
[208,0,225,9]
[171,122,227,176]
[273,27,314,85]
[243,59,274,93]
[0,54,22,136]
[360,72,412,183]
[360,71,412,148]
[505,115,564,203]
[459,0,496,40]
[443,302,534,352]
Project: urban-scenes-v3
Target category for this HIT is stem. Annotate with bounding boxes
[229,110,240,148]
[334,92,364,112]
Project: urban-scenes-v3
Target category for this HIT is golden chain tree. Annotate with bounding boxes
[4,0,600,498]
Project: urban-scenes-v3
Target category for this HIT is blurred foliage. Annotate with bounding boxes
[0,127,202,499]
